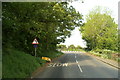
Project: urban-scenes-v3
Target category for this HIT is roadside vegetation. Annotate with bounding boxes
[3,49,45,78]
[58,7,119,62]
[2,2,83,78]
[2,48,63,78]
[89,49,119,61]
[80,7,119,62]
[57,44,85,52]
[2,2,119,79]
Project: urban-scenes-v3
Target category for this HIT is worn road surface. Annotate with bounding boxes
[33,52,118,78]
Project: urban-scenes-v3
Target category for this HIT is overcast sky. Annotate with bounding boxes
[61,0,119,48]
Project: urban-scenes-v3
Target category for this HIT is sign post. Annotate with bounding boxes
[32,38,39,57]
[35,48,36,57]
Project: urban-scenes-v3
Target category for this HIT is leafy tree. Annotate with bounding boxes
[57,44,67,50]
[76,45,82,49]
[2,2,83,56]
[68,45,75,50]
[80,7,118,51]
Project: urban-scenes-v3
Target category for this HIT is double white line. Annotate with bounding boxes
[75,54,83,72]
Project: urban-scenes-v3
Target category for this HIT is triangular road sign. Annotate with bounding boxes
[32,38,39,44]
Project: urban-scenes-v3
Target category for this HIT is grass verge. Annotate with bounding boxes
[2,48,46,79]
[89,49,120,62]
[2,48,64,79]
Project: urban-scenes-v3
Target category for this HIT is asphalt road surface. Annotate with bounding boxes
[33,52,118,78]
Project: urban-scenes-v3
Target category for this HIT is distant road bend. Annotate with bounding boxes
[33,51,118,78]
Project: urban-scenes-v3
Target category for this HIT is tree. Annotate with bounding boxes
[68,45,75,50]
[57,44,67,50]
[76,45,82,49]
[2,2,83,56]
[80,6,118,51]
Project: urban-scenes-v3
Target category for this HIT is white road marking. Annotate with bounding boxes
[56,63,59,66]
[48,63,68,67]
[52,63,56,67]
[63,63,68,67]
[47,63,54,67]
[75,57,83,72]
[76,60,78,63]
[77,64,83,72]
[75,54,77,58]
[56,63,62,67]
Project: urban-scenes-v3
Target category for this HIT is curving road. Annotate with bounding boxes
[33,52,118,78]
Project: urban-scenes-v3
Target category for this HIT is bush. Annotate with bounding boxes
[101,54,109,59]
[90,49,118,60]
[115,58,120,62]
[2,48,64,79]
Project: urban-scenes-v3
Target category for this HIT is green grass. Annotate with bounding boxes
[0,49,2,79]
[2,48,64,79]
[89,49,119,61]
[2,48,46,78]
[0,61,1,79]
[48,51,64,58]
[39,50,64,59]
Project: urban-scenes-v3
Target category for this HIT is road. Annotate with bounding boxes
[33,52,118,78]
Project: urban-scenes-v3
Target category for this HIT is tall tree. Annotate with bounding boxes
[80,7,118,51]
[2,2,83,56]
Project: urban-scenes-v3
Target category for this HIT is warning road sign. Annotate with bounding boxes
[32,38,39,44]
[33,44,38,48]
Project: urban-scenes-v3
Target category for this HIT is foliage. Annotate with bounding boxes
[80,7,118,51]
[57,44,83,51]
[2,49,46,78]
[68,44,75,50]
[118,29,120,52]
[2,2,83,56]
[90,49,119,61]
[2,48,63,78]
[2,2,82,78]
[57,44,67,50]
[76,45,83,49]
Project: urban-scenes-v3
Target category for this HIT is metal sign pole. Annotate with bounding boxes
[35,48,36,57]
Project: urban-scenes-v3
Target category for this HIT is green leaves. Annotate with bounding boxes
[2,2,83,56]
[81,7,118,51]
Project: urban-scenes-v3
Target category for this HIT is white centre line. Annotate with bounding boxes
[77,64,83,72]
[75,55,76,58]
[76,60,78,63]
[75,54,83,72]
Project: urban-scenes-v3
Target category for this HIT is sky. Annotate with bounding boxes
[60,0,119,48]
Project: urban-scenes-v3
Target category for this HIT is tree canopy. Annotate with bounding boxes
[2,2,83,56]
[80,7,118,51]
